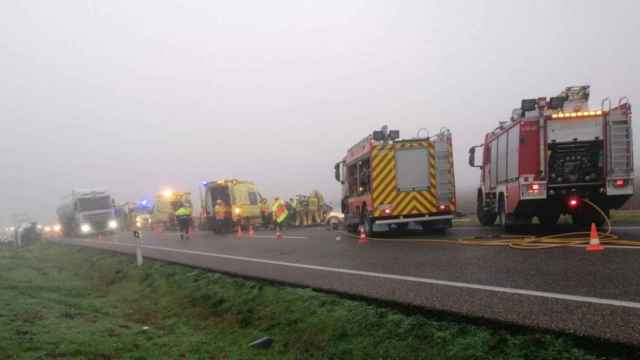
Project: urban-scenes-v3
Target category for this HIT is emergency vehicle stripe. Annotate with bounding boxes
[394,193,413,214]
[372,142,439,217]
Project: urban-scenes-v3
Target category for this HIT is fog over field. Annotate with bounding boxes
[1,1,639,223]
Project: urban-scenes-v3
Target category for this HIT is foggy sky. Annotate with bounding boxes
[1,0,639,224]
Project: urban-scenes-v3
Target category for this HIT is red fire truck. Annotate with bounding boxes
[469,86,634,229]
[334,126,456,233]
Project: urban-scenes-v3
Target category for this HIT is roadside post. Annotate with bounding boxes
[133,230,143,267]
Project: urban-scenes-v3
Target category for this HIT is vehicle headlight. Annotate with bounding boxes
[108,220,118,229]
[53,224,61,232]
[234,207,241,215]
[80,224,91,233]
[44,226,51,232]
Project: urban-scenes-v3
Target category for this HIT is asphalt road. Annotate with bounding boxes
[55,224,640,345]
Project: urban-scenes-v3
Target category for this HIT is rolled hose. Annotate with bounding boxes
[456,199,640,249]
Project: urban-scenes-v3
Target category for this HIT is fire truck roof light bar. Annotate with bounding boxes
[551,110,604,119]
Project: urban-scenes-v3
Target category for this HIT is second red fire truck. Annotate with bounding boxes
[335,126,456,233]
[469,85,634,229]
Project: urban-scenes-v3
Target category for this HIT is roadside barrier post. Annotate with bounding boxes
[133,230,143,266]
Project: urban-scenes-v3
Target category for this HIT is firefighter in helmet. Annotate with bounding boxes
[308,193,320,225]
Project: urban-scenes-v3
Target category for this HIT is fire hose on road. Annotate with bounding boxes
[343,199,640,249]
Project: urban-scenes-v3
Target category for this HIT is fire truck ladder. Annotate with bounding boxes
[433,131,453,204]
[607,101,633,177]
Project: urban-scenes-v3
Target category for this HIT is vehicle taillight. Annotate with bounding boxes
[438,204,449,212]
[568,197,580,208]
[614,179,626,188]
[526,183,545,193]
[384,208,392,215]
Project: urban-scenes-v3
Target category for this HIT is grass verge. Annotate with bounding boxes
[0,243,638,359]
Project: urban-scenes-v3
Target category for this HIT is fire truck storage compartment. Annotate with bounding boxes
[395,147,430,192]
[548,141,603,185]
[488,123,520,188]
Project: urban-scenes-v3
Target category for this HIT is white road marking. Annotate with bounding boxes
[64,238,640,310]
[253,235,308,239]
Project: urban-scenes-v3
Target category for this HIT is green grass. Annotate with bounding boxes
[0,243,638,359]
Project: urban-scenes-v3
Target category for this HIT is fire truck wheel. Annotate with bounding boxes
[572,207,608,228]
[497,196,517,232]
[538,212,560,227]
[477,192,497,226]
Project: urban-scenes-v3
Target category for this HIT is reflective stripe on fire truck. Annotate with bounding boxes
[371,141,438,217]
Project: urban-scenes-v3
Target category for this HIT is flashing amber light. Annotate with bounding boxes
[162,189,174,199]
[552,110,604,119]
[384,208,392,215]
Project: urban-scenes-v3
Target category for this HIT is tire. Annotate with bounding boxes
[497,196,514,232]
[538,212,560,227]
[572,207,609,228]
[477,192,497,226]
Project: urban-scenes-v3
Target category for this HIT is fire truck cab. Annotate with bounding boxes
[335,126,456,233]
[469,86,634,229]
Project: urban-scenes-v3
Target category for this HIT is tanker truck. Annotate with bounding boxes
[56,188,119,236]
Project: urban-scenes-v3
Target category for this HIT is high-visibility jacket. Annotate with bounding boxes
[260,201,271,214]
[272,200,288,223]
[308,196,319,210]
[214,204,226,220]
[175,207,192,217]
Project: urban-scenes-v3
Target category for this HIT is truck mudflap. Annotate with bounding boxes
[374,214,453,225]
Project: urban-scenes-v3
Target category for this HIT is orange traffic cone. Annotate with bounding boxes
[248,225,255,239]
[358,226,368,245]
[586,223,604,252]
[235,225,243,239]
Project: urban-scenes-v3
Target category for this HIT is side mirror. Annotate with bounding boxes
[468,146,482,168]
[334,162,344,184]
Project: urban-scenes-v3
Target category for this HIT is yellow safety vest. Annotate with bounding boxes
[175,207,192,217]
[214,205,226,220]
[272,201,288,223]
[308,197,318,210]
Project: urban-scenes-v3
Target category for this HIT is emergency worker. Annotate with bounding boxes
[175,202,192,240]
[213,199,226,234]
[308,193,320,225]
[287,198,297,226]
[295,195,307,227]
[272,197,288,233]
[260,198,271,229]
